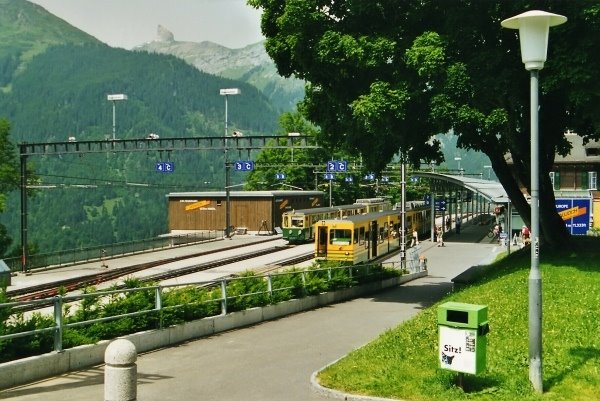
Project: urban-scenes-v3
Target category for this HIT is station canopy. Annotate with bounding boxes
[413,172,510,204]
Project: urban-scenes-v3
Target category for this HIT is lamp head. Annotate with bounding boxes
[501,10,567,70]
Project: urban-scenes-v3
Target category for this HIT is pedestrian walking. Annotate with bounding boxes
[521,225,530,245]
[100,249,108,268]
[455,216,461,234]
[410,228,419,247]
[436,226,445,247]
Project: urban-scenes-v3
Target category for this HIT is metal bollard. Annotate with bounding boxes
[104,339,137,401]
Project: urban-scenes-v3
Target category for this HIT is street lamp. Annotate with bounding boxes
[454,156,462,175]
[220,88,241,238]
[501,10,566,393]
[483,165,492,180]
[107,94,127,140]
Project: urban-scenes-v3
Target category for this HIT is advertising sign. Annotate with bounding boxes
[439,326,478,374]
[555,198,591,235]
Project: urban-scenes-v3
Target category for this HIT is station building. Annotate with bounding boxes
[166,190,324,234]
[505,131,600,233]
[549,132,600,232]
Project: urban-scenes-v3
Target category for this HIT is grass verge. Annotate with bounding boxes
[317,237,600,401]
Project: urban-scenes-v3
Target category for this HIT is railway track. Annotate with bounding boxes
[7,237,285,302]
[6,248,315,315]
[138,245,295,283]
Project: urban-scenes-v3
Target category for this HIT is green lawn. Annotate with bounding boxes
[317,237,600,401]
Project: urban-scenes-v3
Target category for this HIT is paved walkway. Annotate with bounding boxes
[1,219,504,401]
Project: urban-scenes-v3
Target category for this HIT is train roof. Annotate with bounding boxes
[283,203,368,215]
[317,209,401,224]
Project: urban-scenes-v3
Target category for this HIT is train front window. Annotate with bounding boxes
[291,217,304,228]
[330,229,351,245]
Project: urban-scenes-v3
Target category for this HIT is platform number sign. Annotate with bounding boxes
[324,173,335,180]
[275,173,286,180]
[381,176,390,183]
[364,173,375,181]
[327,160,347,172]
[234,161,254,171]
[344,176,353,183]
[156,162,175,173]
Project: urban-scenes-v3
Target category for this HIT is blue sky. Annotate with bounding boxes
[29,0,265,49]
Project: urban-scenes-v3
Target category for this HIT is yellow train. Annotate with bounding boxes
[282,198,392,244]
[314,205,431,264]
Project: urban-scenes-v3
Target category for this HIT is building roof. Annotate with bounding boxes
[413,172,510,204]
[555,133,600,164]
[505,133,600,165]
[167,190,323,198]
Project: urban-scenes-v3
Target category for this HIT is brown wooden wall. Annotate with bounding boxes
[168,193,323,233]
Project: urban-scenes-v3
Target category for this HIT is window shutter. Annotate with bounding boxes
[581,172,588,190]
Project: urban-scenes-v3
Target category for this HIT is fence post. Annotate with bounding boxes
[220,279,227,315]
[104,339,137,401]
[267,274,272,298]
[155,286,163,329]
[53,296,63,352]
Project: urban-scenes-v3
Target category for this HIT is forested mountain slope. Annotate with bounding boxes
[2,44,279,143]
[0,2,281,256]
[0,0,98,89]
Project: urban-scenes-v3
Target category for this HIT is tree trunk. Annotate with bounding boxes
[539,172,570,247]
[486,152,570,248]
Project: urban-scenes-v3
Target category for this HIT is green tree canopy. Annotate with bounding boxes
[248,0,600,246]
[0,118,19,255]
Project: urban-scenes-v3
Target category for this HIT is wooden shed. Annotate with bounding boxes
[167,191,324,234]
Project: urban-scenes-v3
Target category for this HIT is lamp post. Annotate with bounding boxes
[454,156,462,175]
[400,155,407,269]
[220,88,241,238]
[288,132,300,162]
[501,10,566,393]
[483,165,492,180]
[107,94,127,140]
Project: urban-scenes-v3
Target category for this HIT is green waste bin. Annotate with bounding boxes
[437,302,489,374]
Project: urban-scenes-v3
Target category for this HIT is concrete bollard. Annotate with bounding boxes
[104,339,137,401]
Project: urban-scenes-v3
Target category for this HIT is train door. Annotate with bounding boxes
[317,226,328,257]
[370,220,378,258]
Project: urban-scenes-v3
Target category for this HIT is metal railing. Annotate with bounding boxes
[0,263,399,359]
[3,231,221,272]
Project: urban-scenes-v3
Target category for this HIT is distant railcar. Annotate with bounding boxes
[314,206,431,264]
[282,198,392,244]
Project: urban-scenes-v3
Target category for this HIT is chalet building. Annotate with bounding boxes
[550,132,599,193]
[167,190,324,234]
